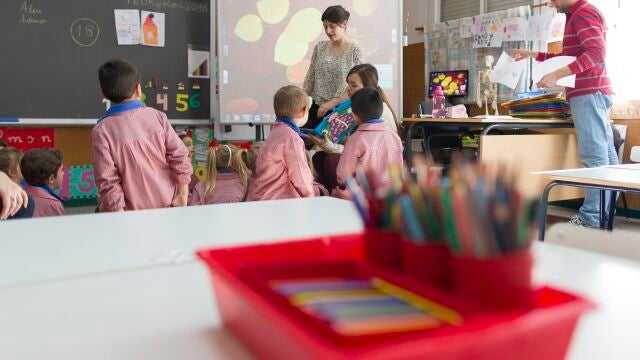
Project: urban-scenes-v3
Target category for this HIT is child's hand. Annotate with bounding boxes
[308,134,327,146]
[172,184,189,207]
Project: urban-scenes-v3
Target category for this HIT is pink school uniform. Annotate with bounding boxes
[92,106,193,212]
[248,123,315,201]
[335,122,403,197]
[245,173,257,201]
[24,185,65,218]
[188,172,247,205]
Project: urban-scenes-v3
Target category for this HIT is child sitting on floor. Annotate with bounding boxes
[189,142,249,205]
[21,148,65,217]
[335,87,403,198]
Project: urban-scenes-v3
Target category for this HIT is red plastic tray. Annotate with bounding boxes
[196,233,594,360]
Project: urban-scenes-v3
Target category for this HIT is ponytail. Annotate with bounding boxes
[233,148,250,190]
[375,85,400,132]
[204,144,218,198]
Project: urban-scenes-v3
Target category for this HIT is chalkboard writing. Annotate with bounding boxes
[0,0,210,120]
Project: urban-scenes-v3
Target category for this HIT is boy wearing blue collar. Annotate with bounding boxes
[335,87,403,197]
[21,148,65,218]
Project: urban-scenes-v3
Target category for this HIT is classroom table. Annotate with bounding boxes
[535,165,640,240]
[1,237,639,359]
[402,117,575,161]
[0,197,362,288]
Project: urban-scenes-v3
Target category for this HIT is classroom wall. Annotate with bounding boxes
[403,0,438,45]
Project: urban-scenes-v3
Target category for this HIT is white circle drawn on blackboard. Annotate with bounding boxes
[70,18,100,47]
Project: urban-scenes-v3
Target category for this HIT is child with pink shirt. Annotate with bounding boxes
[248,86,324,201]
[189,143,249,205]
[92,59,193,212]
[335,87,403,197]
[21,148,65,218]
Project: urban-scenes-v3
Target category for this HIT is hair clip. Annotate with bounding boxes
[236,142,252,150]
[209,140,219,149]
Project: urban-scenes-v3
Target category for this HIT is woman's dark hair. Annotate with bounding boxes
[321,5,350,24]
[347,64,399,128]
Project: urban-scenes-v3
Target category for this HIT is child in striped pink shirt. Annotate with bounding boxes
[92,59,193,212]
[189,143,249,205]
[335,87,403,198]
[248,86,320,201]
[21,148,65,218]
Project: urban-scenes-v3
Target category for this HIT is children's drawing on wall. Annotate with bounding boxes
[430,49,447,70]
[141,11,165,47]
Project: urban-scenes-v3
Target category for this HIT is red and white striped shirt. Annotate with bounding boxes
[536,0,613,99]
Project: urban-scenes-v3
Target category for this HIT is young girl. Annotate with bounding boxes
[0,147,24,184]
[310,63,399,191]
[179,132,199,194]
[242,142,262,201]
[189,142,249,205]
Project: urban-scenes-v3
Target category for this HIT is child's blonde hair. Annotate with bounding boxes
[243,142,264,173]
[204,142,249,197]
[274,85,309,119]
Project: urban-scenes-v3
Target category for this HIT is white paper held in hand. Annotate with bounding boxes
[532,56,576,88]
[490,52,527,89]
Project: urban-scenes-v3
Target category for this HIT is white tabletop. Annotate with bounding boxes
[0,197,362,288]
[1,246,639,358]
[533,166,640,190]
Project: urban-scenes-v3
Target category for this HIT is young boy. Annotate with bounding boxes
[248,86,319,200]
[92,59,192,212]
[0,147,24,184]
[335,87,403,197]
[21,148,65,217]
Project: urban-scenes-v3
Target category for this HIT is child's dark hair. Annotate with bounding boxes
[21,148,63,186]
[0,139,7,148]
[0,147,23,174]
[321,5,350,24]
[347,64,399,128]
[98,59,141,103]
[351,88,383,122]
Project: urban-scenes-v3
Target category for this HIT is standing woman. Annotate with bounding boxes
[303,5,364,129]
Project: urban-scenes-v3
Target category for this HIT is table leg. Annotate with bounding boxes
[404,122,418,162]
[607,191,617,231]
[599,190,606,229]
[538,181,559,242]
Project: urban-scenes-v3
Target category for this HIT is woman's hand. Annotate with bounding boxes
[317,101,336,118]
[0,171,28,220]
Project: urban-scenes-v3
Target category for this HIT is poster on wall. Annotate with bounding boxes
[473,15,503,48]
[0,128,54,151]
[502,17,529,41]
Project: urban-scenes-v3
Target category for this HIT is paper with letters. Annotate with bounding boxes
[114,9,141,45]
[533,56,576,88]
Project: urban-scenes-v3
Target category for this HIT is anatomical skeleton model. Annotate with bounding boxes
[476,55,499,117]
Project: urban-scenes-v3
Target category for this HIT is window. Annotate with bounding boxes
[591,0,638,100]
[441,0,480,21]
[487,0,533,13]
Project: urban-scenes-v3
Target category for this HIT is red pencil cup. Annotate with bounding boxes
[450,249,536,309]
[401,240,450,289]
[364,228,402,272]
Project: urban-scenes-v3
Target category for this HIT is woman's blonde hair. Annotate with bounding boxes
[204,143,249,198]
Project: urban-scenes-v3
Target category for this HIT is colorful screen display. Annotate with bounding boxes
[428,71,469,97]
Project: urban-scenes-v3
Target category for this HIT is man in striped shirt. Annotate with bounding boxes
[509,0,617,228]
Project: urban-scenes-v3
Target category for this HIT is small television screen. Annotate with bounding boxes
[428,70,469,97]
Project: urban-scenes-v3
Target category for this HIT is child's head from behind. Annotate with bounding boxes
[274,86,310,127]
[179,134,195,159]
[243,142,263,173]
[99,59,142,103]
[205,143,249,197]
[351,87,383,124]
[21,148,64,189]
[0,147,24,184]
[0,139,7,149]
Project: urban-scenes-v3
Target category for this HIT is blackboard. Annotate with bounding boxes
[0,0,210,120]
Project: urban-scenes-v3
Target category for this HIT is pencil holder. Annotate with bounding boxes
[401,240,450,289]
[364,229,402,272]
[450,249,535,309]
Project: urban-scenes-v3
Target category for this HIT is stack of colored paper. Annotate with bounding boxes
[501,93,571,119]
[270,277,462,336]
